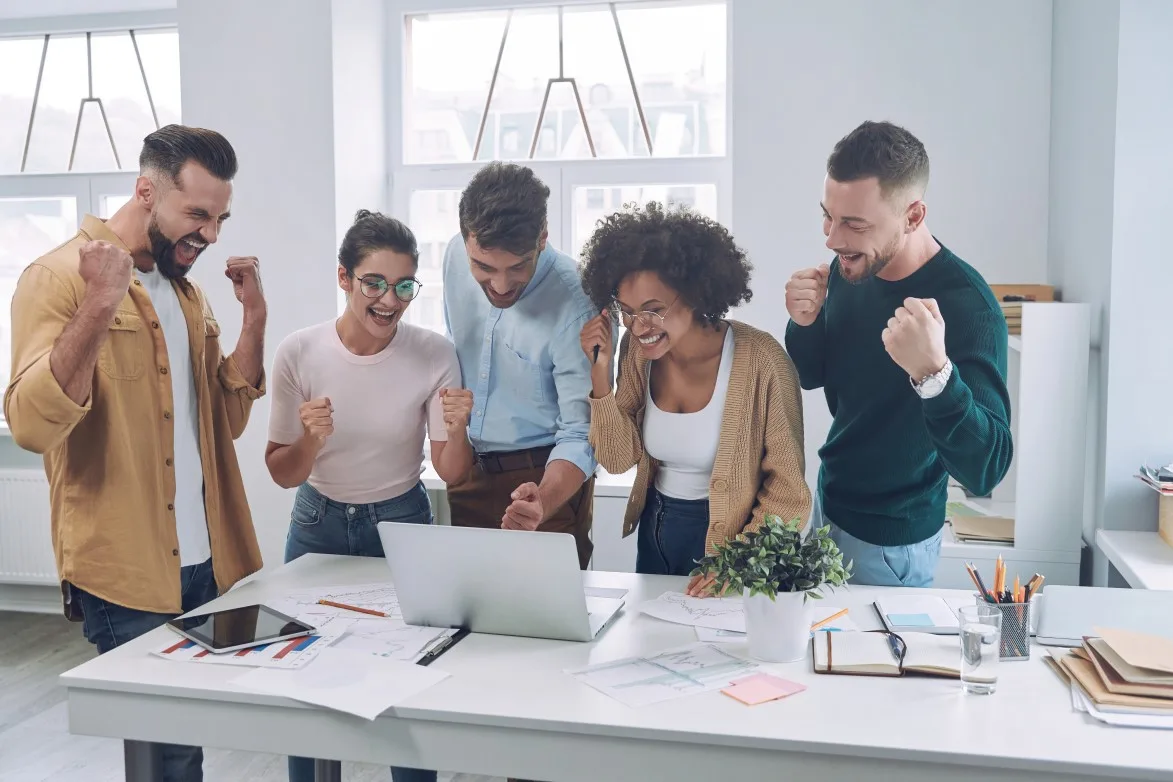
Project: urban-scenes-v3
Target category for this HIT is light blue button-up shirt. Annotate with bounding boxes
[442,235,599,478]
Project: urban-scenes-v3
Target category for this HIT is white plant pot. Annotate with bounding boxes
[743,589,813,663]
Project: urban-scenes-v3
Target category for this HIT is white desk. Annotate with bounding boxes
[1096,529,1173,590]
[60,555,1173,782]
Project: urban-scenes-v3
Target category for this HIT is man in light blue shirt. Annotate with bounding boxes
[442,162,601,568]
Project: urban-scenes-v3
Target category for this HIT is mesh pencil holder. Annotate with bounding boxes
[974,595,1031,661]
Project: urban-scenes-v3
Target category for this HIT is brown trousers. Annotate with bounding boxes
[446,459,595,570]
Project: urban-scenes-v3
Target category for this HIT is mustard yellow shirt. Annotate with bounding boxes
[4,215,264,614]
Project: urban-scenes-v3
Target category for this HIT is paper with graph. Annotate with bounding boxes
[567,642,759,707]
[268,583,453,663]
[637,591,747,632]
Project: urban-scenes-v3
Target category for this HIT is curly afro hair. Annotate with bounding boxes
[579,202,753,327]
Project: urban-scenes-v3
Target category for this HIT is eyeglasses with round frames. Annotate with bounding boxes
[610,297,678,329]
[357,275,422,302]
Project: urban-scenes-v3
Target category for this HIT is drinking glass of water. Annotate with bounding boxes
[959,604,1001,695]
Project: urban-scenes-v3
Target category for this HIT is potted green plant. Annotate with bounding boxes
[691,517,852,662]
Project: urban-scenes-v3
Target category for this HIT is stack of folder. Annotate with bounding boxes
[989,284,1055,336]
[1047,627,1173,726]
[946,500,1015,545]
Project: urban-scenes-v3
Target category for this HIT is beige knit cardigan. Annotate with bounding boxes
[588,320,812,554]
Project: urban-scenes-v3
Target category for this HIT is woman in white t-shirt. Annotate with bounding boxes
[265,210,472,782]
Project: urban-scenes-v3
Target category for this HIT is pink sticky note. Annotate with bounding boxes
[722,673,807,705]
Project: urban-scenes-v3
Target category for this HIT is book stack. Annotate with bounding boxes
[989,284,1056,336]
[1047,627,1173,728]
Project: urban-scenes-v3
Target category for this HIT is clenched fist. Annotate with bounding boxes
[785,264,830,327]
[300,397,334,447]
[78,240,133,309]
[225,256,266,322]
[502,482,543,531]
[882,297,947,381]
[439,388,474,434]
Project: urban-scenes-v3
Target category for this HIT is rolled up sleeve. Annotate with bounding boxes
[4,265,90,454]
[547,312,596,478]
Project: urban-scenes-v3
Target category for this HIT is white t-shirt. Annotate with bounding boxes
[137,268,210,567]
[642,327,735,501]
[268,320,461,504]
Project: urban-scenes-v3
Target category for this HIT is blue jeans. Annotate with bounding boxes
[284,481,437,782]
[813,492,943,587]
[635,487,711,576]
[75,558,219,782]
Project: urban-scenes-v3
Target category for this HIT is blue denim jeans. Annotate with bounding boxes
[813,492,943,587]
[75,558,219,782]
[635,487,711,576]
[284,481,437,782]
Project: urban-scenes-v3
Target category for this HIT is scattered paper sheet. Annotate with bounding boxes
[722,673,806,705]
[1070,678,1173,730]
[232,647,450,720]
[566,642,758,707]
[637,592,747,632]
[277,583,403,621]
[152,615,354,669]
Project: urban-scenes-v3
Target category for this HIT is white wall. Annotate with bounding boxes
[1047,0,1119,554]
[177,0,341,569]
[1101,0,1173,535]
[731,0,1055,488]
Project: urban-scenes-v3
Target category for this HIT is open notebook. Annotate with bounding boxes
[812,630,960,678]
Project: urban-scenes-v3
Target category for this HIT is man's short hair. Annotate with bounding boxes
[827,120,929,199]
[139,124,238,185]
[458,162,550,256]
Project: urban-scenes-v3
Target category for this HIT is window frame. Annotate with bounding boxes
[387,1,735,273]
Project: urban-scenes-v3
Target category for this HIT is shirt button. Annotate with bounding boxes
[160,367,168,375]
[133,280,141,286]
[172,549,179,556]
[480,372,487,379]
[475,410,482,417]
[163,411,171,420]
[713,479,727,492]
[114,317,122,325]
[165,458,173,466]
[167,503,174,511]
[152,321,159,329]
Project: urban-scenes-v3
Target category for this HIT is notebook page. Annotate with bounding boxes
[813,631,899,673]
[902,632,962,674]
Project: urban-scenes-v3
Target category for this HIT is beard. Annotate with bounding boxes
[837,234,902,284]
[147,216,204,280]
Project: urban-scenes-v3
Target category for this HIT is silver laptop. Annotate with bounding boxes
[1035,585,1173,646]
[377,522,624,642]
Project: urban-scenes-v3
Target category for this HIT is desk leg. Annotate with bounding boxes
[123,740,162,782]
[314,759,342,782]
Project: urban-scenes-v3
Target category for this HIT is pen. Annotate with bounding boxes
[317,599,390,618]
[593,345,599,364]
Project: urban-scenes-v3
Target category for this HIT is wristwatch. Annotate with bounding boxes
[911,358,953,399]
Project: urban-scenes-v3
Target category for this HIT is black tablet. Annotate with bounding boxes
[166,604,316,654]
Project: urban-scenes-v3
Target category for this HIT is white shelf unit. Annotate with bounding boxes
[933,302,1092,589]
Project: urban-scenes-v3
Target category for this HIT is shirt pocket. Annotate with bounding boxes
[97,311,144,381]
[500,344,546,405]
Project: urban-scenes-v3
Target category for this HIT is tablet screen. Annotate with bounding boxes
[168,604,315,651]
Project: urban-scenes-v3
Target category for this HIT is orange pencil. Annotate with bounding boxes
[317,599,390,618]
[810,607,849,631]
[1013,575,1021,603]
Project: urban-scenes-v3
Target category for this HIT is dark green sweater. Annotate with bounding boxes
[784,243,1012,546]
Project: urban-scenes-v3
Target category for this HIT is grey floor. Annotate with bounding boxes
[0,612,500,782]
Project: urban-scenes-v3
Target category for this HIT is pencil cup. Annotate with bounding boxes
[974,595,1031,661]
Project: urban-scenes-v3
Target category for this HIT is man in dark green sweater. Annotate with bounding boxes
[784,120,1012,587]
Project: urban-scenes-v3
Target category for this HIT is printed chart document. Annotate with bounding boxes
[566,642,758,707]
[269,583,454,663]
[151,615,355,669]
[637,592,747,632]
[232,647,450,720]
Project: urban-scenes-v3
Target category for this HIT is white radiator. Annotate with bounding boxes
[0,469,56,585]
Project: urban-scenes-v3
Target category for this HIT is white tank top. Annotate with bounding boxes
[642,327,734,500]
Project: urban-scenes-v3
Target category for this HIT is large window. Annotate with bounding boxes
[0,26,178,410]
[385,0,730,334]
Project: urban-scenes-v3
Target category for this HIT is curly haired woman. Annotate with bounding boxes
[579,203,811,595]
